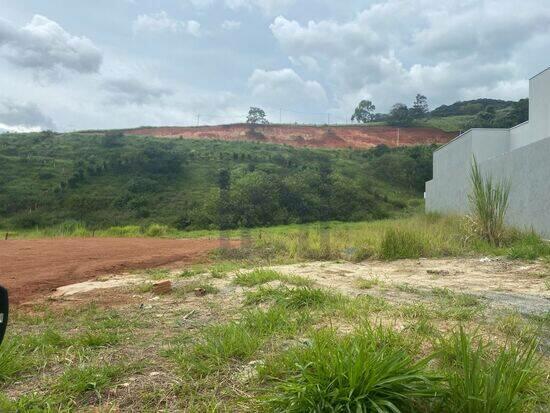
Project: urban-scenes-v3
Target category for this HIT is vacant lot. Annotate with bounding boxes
[0,238,230,304]
[1,255,548,411]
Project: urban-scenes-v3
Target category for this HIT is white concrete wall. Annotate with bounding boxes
[426,67,550,238]
[510,122,530,151]
[426,135,550,237]
[481,137,550,236]
[529,68,550,144]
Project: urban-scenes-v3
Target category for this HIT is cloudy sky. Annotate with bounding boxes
[1,0,549,132]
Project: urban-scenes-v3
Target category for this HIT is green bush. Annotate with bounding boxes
[379,228,426,260]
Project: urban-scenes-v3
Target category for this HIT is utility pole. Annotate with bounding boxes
[196,114,200,127]
[327,113,330,125]
[397,128,400,146]
[279,108,282,124]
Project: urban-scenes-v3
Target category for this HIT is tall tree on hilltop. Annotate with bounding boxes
[246,107,269,125]
[411,94,429,119]
[351,100,376,123]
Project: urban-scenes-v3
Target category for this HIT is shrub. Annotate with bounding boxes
[468,158,510,246]
[264,326,439,412]
[379,228,425,260]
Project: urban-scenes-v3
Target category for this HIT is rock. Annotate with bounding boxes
[194,288,206,297]
[152,280,172,295]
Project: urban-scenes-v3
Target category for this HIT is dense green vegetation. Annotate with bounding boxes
[355,97,528,132]
[0,132,434,231]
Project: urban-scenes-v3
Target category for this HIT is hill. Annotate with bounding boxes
[114,124,457,149]
[0,132,433,231]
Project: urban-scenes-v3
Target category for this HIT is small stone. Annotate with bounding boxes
[152,280,172,295]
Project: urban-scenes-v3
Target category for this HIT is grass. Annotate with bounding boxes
[438,327,543,413]
[0,338,25,383]
[508,233,550,260]
[168,307,307,376]
[380,227,426,259]
[244,286,341,310]
[355,277,383,289]
[233,269,313,288]
[468,157,511,246]
[262,326,440,412]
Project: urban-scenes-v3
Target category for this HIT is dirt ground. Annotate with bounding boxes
[0,237,231,304]
[269,258,550,315]
[48,256,550,316]
[123,124,457,149]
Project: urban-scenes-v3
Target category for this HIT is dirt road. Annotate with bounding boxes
[0,237,228,304]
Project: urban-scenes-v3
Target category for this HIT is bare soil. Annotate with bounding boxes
[270,258,550,315]
[122,124,457,149]
[0,237,231,304]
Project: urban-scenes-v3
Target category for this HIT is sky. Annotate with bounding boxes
[0,0,549,132]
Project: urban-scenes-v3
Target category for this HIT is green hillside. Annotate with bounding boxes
[0,132,434,232]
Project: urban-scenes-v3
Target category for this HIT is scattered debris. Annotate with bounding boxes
[234,360,264,383]
[427,269,451,276]
[194,288,207,297]
[182,310,196,320]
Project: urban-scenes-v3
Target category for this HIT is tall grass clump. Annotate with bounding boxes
[0,339,25,383]
[468,158,511,246]
[438,327,543,413]
[379,228,426,260]
[264,326,439,412]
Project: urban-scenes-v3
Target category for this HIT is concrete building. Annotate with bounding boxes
[425,67,550,238]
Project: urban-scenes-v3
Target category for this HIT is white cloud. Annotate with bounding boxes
[133,11,201,36]
[248,68,327,109]
[103,77,172,105]
[222,20,241,31]
[0,15,102,75]
[0,99,55,132]
[225,0,295,15]
[270,0,550,113]
[183,0,215,8]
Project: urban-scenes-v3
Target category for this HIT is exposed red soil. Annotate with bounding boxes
[0,237,232,304]
[124,124,457,149]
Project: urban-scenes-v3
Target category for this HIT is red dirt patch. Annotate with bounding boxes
[0,237,230,304]
[123,124,457,149]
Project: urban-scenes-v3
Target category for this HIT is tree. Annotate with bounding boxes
[388,103,413,126]
[246,107,269,125]
[411,94,428,118]
[351,100,376,123]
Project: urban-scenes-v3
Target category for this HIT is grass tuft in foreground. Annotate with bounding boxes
[437,327,544,413]
[262,325,440,412]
